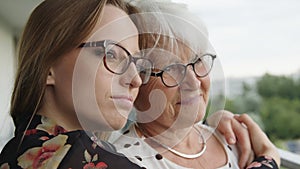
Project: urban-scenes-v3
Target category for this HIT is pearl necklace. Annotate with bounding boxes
[136,124,207,159]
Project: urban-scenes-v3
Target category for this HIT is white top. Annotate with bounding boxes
[111,124,240,169]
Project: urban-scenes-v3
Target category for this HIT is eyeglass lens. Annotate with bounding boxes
[104,43,152,84]
[104,43,130,74]
[161,54,214,87]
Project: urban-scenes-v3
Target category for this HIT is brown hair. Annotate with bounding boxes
[11,0,130,127]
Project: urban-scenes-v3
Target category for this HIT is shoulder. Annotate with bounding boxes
[199,124,240,168]
[0,129,67,168]
[61,130,142,168]
[0,135,21,168]
[111,124,138,146]
[1,129,142,169]
[111,125,188,169]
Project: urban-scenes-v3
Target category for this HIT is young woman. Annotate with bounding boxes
[0,0,153,168]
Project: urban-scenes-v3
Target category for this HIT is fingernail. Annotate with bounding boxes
[229,137,236,144]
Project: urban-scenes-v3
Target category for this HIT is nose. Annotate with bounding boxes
[120,62,142,88]
[180,66,200,90]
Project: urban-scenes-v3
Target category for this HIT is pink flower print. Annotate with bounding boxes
[17,134,71,169]
[25,129,38,136]
[39,136,50,141]
[36,116,67,136]
[95,162,108,168]
[83,162,108,169]
[82,150,108,169]
[0,163,10,169]
[83,162,96,169]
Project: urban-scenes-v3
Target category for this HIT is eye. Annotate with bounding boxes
[93,48,105,57]
[106,49,118,60]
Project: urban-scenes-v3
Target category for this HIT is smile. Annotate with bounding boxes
[177,94,203,105]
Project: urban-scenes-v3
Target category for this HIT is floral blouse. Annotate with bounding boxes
[0,114,279,169]
[0,115,142,169]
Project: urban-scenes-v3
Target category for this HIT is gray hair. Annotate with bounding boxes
[128,0,212,60]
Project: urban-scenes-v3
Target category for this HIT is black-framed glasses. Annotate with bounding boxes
[150,54,216,87]
[79,40,153,84]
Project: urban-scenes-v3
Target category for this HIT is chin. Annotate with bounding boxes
[108,113,128,130]
[196,109,207,122]
[195,115,205,124]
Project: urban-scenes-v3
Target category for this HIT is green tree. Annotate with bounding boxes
[256,73,300,139]
[225,82,261,114]
[257,74,298,99]
[225,73,300,140]
[260,97,300,140]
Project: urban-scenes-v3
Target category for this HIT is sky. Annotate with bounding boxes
[172,0,300,78]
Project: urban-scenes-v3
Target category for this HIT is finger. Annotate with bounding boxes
[231,118,253,168]
[235,114,281,166]
[246,150,255,167]
[234,114,265,141]
[206,110,230,127]
[217,120,236,144]
[212,110,236,144]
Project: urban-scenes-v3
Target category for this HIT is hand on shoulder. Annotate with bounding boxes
[234,114,280,167]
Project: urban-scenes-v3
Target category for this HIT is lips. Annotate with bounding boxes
[177,93,203,105]
[110,95,134,109]
[111,95,133,102]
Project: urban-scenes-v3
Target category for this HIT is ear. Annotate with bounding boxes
[46,68,55,85]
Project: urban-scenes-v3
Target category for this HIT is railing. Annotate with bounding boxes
[278,148,300,169]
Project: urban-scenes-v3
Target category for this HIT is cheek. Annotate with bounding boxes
[135,78,162,111]
[54,56,77,85]
[95,66,113,102]
[134,85,150,111]
[53,55,78,102]
[163,88,178,104]
[201,76,210,101]
[203,78,210,91]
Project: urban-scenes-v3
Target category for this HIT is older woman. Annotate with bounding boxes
[112,0,280,169]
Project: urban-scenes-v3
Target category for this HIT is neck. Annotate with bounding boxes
[136,122,198,148]
[38,89,82,131]
[136,123,207,159]
[38,110,82,131]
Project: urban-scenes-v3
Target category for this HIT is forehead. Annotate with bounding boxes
[144,40,198,68]
[88,5,138,45]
